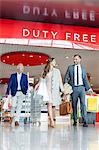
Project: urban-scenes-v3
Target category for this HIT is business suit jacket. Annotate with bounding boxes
[6,73,28,96]
[64,65,90,91]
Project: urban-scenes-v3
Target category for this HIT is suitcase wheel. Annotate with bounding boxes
[93,121,95,126]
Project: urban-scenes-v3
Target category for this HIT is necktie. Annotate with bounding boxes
[77,65,79,85]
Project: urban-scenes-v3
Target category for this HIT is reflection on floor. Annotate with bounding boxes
[0,122,99,150]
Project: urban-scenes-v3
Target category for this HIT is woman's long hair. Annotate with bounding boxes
[42,57,55,78]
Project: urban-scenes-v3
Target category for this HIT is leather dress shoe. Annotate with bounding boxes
[73,122,77,126]
[83,123,88,127]
[15,121,19,126]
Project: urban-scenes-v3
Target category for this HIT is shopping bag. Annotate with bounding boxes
[36,78,49,102]
[87,97,98,112]
[59,101,72,116]
[2,96,11,110]
[85,94,99,113]
[66,101,72,114]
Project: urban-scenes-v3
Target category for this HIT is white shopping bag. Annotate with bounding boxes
[2,95,11,110]
[37,78,49,102]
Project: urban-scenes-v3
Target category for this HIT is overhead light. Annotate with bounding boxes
[3,60,5,62]
[12,63,14,65]
[27,64,29,66]
[41,63,43,65]
[22,54,25,56]
[39,56,41,58]
[7,56,9,58]
[65,56,69,59]
[29,55,33,58]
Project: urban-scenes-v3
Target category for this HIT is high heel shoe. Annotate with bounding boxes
[48,118,55,128]
[50,120,55,128]
[50,123,55,128]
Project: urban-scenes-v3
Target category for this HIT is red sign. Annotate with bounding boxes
[0,19,99,50]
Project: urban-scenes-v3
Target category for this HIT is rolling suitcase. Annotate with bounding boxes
[79,112,96,126]
[87,112,96,125]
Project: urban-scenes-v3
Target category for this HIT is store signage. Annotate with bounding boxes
[23,5,95,22]
[0,19,99,50]
[22,29,58,39]
[0,0,99,27]
[22,28,96,43]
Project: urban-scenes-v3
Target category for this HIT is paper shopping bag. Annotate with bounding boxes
[87,97,98,112]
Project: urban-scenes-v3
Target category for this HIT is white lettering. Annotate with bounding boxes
[51,9,58,17]
[33,7,40,15]
[23,29,30,37]
[83,34,88,42]
[74,33,80,41]
[66,33,71,40]
[33,30,40,37]
[73,9,79,19]
[51,31,58,39]
[64,10,71,19]
[42,8,48,16]
[90,11,95,21]
[22,29,97,44]
[23,6,95,22]
[23,5,30,14]
[91,35,96,43]
[42,30,49,38]
[82,10,87,20]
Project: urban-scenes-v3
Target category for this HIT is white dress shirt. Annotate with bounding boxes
[17,73,22,90]
[74,64,83,86]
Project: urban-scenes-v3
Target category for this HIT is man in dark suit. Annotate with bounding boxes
[64,54,92,127]
[6,63,28,126]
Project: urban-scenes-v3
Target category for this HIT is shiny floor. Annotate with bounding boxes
[0,122,99,150]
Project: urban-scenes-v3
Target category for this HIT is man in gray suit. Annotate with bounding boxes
[64,54,92,127]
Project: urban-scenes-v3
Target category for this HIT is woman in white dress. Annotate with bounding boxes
[42,58,64,127]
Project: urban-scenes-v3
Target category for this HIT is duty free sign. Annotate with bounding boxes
[0,19,99,50]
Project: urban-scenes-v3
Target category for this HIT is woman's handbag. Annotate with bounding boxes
[66,101,72,114]
[59,100,72,116]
